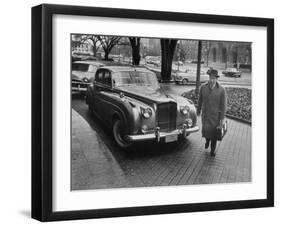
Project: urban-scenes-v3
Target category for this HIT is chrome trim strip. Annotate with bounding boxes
[126,126,199,142]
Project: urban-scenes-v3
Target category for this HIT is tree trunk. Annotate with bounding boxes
[132,48,140,65]
[160,39,177,81]
[195,40,202,95]
[206,50,209,67]
[104,51,109,60]
[129,38,141,65]
[92,45,97,57]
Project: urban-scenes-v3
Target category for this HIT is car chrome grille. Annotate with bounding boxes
[157,102,177,132]
[72,81,89,89]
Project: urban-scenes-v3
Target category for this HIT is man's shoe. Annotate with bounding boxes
[205,140,210,149]
[210,151,216,157]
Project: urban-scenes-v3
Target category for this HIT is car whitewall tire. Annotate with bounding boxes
[113,119,132,149]
[182,79,188,85]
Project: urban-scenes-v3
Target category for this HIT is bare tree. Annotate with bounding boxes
[160,39,178,81]
[97,36,121,60]
[128,37,141,65]
[79,35,101,57]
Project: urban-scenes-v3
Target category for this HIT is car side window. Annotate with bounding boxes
[103,71,112,87]
[88,65,97,72]
[95,70,103,83]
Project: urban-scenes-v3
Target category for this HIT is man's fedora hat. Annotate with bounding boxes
[207,68,219,77]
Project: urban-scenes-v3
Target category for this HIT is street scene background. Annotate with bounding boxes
[71,35,251,190]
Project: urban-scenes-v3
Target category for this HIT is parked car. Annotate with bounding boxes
[174,69,209,85]
[175,60,184,66]
[72,61,104,94]
[85,66,199,148]
[71,53,97,62]
[145,67,176,82]
[145,56,161,67]
[222,67,242,78]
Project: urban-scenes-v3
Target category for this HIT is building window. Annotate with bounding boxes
[232,51,237,63]
[212,48,216,62]
[222,47,227,63]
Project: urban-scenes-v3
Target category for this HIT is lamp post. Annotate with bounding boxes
[117,45,120,62]
[195,40,202,95]
[177,43,180,71]
[143,45,147,64]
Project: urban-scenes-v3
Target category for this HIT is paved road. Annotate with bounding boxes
[160,83,251,98]
[146,63,252,87]
[72,94,251,190]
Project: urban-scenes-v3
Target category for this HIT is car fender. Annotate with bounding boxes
[100,92,144,134]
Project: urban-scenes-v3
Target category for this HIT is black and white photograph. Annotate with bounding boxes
[30,2,273,222]
[0,0,278,224]
[71,34,252,190]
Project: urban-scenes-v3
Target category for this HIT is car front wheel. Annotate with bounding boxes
[182,79,189,85]
[113,119,132,149]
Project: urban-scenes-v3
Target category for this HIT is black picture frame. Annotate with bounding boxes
[31,3,274,222]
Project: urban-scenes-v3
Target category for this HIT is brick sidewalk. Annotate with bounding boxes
[72,109,251,190]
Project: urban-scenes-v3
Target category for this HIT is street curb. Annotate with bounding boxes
[158,80,251,86]
[72,109,130,189]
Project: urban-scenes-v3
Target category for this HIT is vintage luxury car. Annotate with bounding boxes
[85,66,199,148]
[173,69,209,85]
[222,67,242,78]
[72,61,105,94]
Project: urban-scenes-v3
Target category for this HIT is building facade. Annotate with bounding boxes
[178,40,251,69]
[204,41,251,69]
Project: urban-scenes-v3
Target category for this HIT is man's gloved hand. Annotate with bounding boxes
[219,118,226,127]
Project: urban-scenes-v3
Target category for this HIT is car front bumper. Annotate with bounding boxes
[126,125,199,142]
[72,81,90,93]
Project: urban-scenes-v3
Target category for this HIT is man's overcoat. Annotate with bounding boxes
[197,82,227,139]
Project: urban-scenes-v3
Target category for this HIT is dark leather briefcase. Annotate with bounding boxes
[216,120,227,141]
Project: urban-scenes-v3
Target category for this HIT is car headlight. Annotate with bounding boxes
[180,105,190,115]
[141,125,148,134]
[140,107,152,119]
[82,77,89,82]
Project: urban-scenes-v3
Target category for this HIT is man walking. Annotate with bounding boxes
[197,68,227,156]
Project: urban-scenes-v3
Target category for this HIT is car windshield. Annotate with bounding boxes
[228,68,237,72]
[112,71,159,89]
